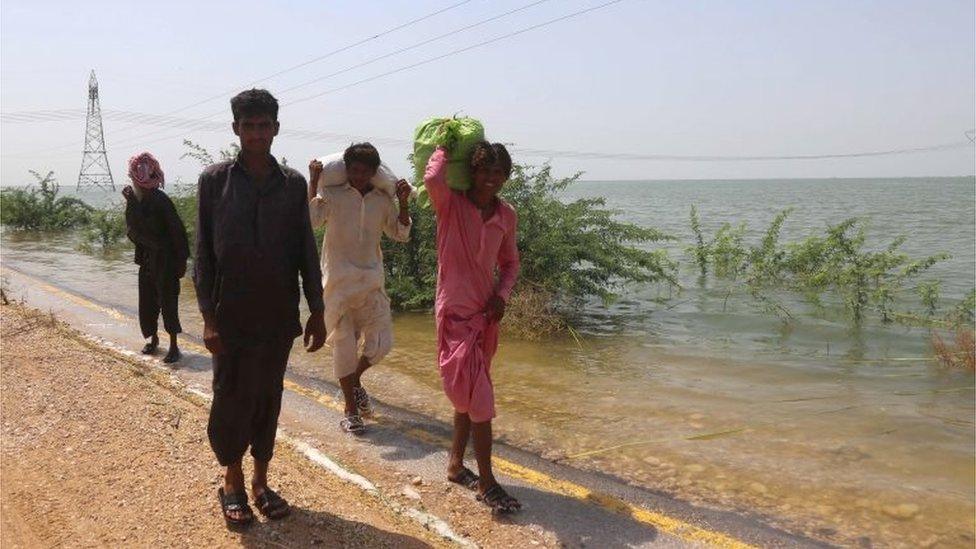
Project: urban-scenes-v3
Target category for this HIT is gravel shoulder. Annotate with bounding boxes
[0,302,451,549]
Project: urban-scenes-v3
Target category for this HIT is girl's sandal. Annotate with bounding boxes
[476,484,522,515]
[447,466,480,491]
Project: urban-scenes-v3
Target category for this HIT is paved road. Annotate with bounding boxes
[1,265,825,548]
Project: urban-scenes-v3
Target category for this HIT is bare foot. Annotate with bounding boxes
[162,346,181,363]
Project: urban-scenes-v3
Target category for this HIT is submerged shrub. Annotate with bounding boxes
[711,222,749,280]
[917,281,942,317]
[79,207,126,253]
[0,171,92,230]
[948,289,976,325]
[500,283,568,340]
[687,205,710,278]
[387,164,679,335]
[686,207,961,328]
[748,207,793,287]
[931,328,976,371]
[503,165,677,307]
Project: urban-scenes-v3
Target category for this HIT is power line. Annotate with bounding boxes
[3,0,972,166]
[512,140,976,162]
[4,109,972,164]
[0,109,86,122]
[283,0,628,107]
[104,0,557,151]
[149,0,479,119]
[276,0,554,96]
[63,0,625,154]
[0,110,413,157]
[0,0,554,130]
[2,0,476,157]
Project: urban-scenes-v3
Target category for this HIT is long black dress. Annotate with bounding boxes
[124,188,190,338]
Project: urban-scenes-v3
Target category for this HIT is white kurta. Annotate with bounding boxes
[309,184,410,376]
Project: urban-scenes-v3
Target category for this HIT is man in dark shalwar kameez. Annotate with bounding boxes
[123,152,189,364]
[194,89,326,528]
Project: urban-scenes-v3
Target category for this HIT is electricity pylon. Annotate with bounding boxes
[77,70,114,190]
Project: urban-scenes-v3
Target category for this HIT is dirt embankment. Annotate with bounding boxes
[0,303,450,548]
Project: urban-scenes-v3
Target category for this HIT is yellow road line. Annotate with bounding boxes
[4,268,755,549]
[397,424,749,548]
[17,274,130,321]
[283,378,345,413]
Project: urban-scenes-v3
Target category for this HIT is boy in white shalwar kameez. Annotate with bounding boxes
[308,143,412,434]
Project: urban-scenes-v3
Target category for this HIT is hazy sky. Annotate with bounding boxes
[1,0,974,187]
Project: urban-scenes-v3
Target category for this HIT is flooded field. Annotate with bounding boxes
[3,176,974,547]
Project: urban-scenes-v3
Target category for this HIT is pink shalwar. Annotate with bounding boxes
[424,148,520,423]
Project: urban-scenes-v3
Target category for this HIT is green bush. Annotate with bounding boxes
[0,171,92,230]
[686,206,969,328]
[381,195,439,311]
[505,165,677,305]
[686,205,750,281]
[180,139,240,166]
[169,188,198,257]
[917,280,942,318]
[949,289,976,325]
[687,205,710,278]
[79,206,126,253]
[711,222,749,280]
[384,164,678,325]
[175,140,243,259]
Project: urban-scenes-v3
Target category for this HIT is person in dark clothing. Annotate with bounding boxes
[194,88,326,528]
[123,152,189,364]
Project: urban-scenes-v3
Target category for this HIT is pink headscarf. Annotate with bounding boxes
[128,152,165,190]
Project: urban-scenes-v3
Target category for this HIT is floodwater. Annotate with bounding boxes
[2,176,974,547]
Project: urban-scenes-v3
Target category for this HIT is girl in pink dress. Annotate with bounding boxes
[424,142,521,514]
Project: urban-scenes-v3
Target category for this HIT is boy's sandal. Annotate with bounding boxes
[340,413,366,434]
[476,484,522,514]
[218,487,254,528]
[447,466,480,491]
[254,488,290,519]
[353,386,374,417]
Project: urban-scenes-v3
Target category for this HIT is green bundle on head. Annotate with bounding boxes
[413,116,485,196]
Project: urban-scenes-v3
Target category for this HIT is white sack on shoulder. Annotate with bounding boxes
[314,153,416,198]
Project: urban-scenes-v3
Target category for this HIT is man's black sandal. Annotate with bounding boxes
[218,487,254,528]
[254,488,290,519]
